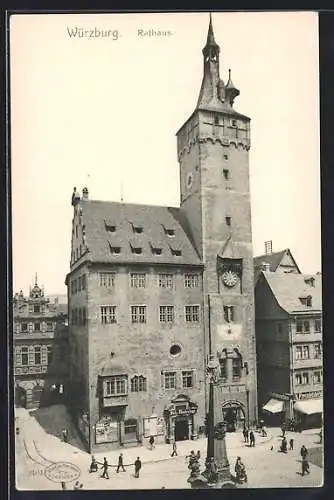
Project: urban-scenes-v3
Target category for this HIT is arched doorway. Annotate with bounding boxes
[221,400,245,432]
[15,385,27,408]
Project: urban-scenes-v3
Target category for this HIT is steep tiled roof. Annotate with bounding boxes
[262,272,322,314]
[253,249,300,283]
[81,200,202,266]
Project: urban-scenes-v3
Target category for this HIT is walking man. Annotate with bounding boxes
[116,453,126,473]
[171,441,178,457]
[289,438,294,451]
[301,457,310,476]
[134,457,142,478]
[149,435,155,450]
[62,428,68,443]
[249,430,255,447]
[300,445,308,460]
[280,436,288,453]
[100,457,109,479]
[281,423,286,438]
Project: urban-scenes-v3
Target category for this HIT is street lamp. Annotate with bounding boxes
[187,354,236,488]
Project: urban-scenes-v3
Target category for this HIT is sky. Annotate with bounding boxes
[10,11,321,295]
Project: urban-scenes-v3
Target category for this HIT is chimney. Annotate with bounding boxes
[265,240,272,255]
[82,187,89,200]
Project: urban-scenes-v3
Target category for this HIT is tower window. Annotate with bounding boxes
[224,305,235,323]
[223,154,229,160]
[231,119,237,127]
[226,216,231,227]
[223,169,230,180]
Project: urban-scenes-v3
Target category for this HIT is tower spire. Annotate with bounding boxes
[35,272,38,285]
[197,14,223,110]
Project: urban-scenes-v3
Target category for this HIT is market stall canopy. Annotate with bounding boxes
[294,399,323,415]
[262,398,284,414]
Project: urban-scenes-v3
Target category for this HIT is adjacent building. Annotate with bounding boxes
[65,16,257,452]
[13,277,69,410]
[255,249,322,429]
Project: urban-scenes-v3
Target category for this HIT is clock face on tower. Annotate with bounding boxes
[222,270,239,288]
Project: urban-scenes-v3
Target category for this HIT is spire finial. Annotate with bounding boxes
[206,12,217,46]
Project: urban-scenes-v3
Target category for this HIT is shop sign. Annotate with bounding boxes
[175,407,196,416]
[269,392,291,402]
[295,390,323,401]
[143,416,165,437]
[95,418,118,444]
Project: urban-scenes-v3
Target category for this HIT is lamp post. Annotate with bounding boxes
[188,354,235,488]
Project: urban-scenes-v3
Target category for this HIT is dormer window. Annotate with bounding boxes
[150,241,162,255]
[152,247,162,255]
[132,224,143,234]
[131,246,142,254]
[304,277,315,287]
[109,245,121,254]
[163,225,175,237]
[170,245,182,256]
[300,295,312,307]
[104,219,116,232]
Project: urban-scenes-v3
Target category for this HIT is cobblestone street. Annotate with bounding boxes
[15,406,323,490]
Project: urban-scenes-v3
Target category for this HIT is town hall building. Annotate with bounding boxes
[65,16,257,452]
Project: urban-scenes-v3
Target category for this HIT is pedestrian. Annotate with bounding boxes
[62,428,68,443]
[319,429,322,444]
[116,453,126,472]
[289,438,294,451]
[100,457,109,479]
[196,450,201,460]
[281,423,286,438]
[171,441,178,457]
[301,457,310,476]
[149,435,155,450]
[300,445,308,460]
[73,481,81,490]
[61,481,66,490]
[249,430,255,447]
[280,437,287,453]
[89,455,98,473]
[261,425,267,437]
[134,456,142,478]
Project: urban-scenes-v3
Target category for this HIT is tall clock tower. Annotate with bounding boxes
[176,15,257,428]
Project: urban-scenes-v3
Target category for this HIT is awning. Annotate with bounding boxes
[294,399,323,415]
[262,398,284,414]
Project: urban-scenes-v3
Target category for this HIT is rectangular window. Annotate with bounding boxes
[158,273,173,288]
[81,274,86,290]
[315,319,322,332]
[100,306,117,324]
[104,376,128,396]
[22,347,29,365]
[295,373,302,385]
[220,359,227,381]
[302,345,310,359]
[21,323,28,332]
[99,272,115,288]
[131,305,146,324]
[302,372,309,385]
[231,119,237,127]
[34,346,41,365]
[224,305,235,323]
[131,375,147,392]
[33,305,40,313]
[34,323,40,332]
[164,372,176,389]
[313,371,322,384]
[182,370,194,388]
[130,273,146,288]
[314,343,322,359]
[232,358,242,381]
[47,322,53,331]
[296,320,310,333]
[159,305,174,323]
[295,346,302,360]
[184,273,200,288]
[185,305,200,323]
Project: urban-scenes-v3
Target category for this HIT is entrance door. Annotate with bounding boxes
[222,405,245,432]
[174,418,189,441]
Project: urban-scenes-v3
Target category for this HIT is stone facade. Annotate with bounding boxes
[255,270,323,428]
[66,17,257,452]
[13,279,68,410]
